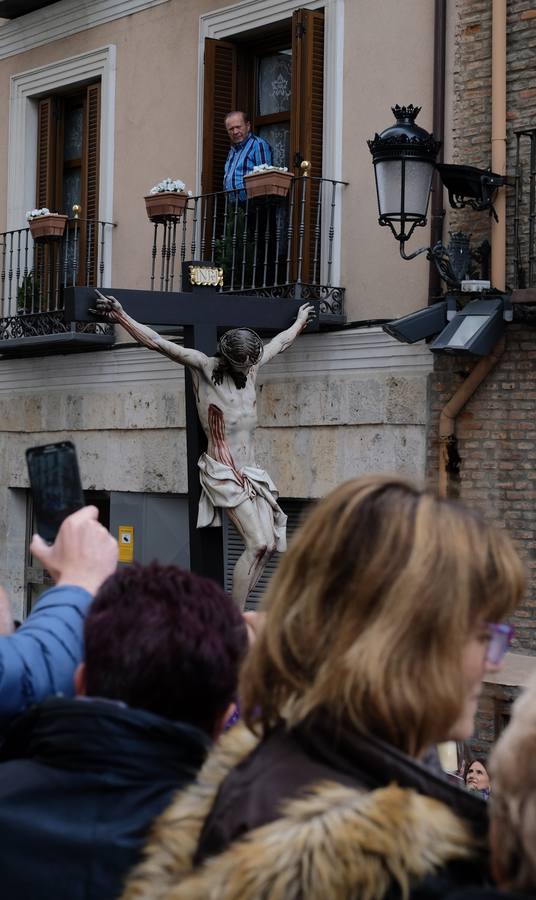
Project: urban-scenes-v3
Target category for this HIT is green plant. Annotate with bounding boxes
[17,273,40,314]
[214,206,255,288]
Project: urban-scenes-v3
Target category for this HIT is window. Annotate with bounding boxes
[202,8,324,193]
[202,8,324,283]
[36,81,101,285]
[36,82,100,219]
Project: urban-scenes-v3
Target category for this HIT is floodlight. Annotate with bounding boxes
[382,300,448,344]
[430,297,506,355]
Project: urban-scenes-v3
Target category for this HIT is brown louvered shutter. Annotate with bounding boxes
[290,8,324,282]
[36,97,57,209]
[83,82,100,224]
[290,8,324,177]
[80,82,101,285]
[202,38,237,195]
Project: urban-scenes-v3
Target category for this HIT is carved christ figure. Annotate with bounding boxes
[93,290,315,608]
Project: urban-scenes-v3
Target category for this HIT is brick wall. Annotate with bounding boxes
[427,324,536,651]
[451,0,536,285]
[426,326,536,748]
[430,1,536,748]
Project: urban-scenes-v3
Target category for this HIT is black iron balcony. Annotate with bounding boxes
[146,174,347,325]
[0,217,115,354]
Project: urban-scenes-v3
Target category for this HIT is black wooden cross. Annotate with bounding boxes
[64,273,319,587]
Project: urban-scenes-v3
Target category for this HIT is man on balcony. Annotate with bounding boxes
[223,111,272,201]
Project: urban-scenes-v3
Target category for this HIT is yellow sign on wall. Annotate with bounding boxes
[118,525,134,563]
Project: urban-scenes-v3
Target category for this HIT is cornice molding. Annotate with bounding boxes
[0,0,169,60]
[0,328,432,393]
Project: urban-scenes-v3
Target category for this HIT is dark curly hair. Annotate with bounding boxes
[84,562,247,735]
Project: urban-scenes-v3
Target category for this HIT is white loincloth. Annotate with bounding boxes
[197,453,287,551]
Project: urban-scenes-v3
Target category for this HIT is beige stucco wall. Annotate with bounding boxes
[0,0,438,317]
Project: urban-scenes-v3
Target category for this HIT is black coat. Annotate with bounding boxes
[0,696,210,900]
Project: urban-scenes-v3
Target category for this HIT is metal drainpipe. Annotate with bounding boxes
[437,0,507,498]
[491,0,507,290]
[428,0,447,304]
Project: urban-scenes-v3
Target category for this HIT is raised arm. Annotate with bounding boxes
[92,290,210,371]
[259,303,315,366]
[0,506,118,728]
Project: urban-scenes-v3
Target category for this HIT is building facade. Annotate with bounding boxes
[0,0,535,743]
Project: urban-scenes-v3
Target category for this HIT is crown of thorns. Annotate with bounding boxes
[219,328,264,367]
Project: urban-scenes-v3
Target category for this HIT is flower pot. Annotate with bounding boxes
[29,214,68,240]
[144,192,188,221]
[244,171,293,199]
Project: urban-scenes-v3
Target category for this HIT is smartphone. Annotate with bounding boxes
[26,441,85,543]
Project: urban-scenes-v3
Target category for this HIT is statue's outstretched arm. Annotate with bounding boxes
[92,290,209,370]
[260,303,316,366]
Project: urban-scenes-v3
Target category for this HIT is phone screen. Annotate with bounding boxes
[26,442,85,543]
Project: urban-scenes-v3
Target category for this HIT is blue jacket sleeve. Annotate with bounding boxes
[0,585,92,729]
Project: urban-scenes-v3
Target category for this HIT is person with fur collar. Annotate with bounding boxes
[122,474,524,900]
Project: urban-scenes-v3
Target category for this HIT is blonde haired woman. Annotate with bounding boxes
[124,475,524,900]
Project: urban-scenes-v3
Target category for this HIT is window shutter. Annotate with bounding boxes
[202,38,238,195]
[36,97,57,209]
[290,8,324,281]
[83,82,101,223]
[290,8,324,177]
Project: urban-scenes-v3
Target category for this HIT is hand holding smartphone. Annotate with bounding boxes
[26,441,85,544]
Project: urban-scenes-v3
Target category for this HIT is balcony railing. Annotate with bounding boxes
[0,217,115,349]
[147,175,347,320]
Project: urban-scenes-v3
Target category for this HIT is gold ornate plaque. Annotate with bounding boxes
[188,265,224,288]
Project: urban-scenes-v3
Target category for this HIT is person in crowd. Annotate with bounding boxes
[0,505,117,728]
[0,560,248,900]
[123,474,524,900]
[223,110,272,199]
[464,757,491,799]
[441,676,536,900]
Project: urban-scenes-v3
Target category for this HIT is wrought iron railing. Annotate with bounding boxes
[147,175,347,316]
[513,127,536,289]
[0,217,115,341]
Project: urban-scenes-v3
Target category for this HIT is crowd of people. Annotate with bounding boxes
[0,474,533,899]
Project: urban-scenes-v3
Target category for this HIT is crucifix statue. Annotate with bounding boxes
[80,278,316,609]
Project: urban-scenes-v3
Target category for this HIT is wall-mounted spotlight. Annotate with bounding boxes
[430,295,510,356]
[382,300,449,343]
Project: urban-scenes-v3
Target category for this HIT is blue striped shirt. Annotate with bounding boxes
[224,133,272,200]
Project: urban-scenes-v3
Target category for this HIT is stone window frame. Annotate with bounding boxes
[7,44,116,286]
[198,0,344,286]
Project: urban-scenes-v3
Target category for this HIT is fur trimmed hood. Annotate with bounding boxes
[122,723,481,900]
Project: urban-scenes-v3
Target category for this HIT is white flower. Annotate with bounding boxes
[250,164,289,175]
[149,178,189,195]
[26,207,51,220]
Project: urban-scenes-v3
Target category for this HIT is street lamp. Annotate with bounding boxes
[368,105,507,272]
[367,104,441,258]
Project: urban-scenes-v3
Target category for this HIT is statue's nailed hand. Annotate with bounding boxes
[296,302,316,328]
[89,288,123,320]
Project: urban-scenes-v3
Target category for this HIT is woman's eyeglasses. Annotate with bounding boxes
[486,623,514,665]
